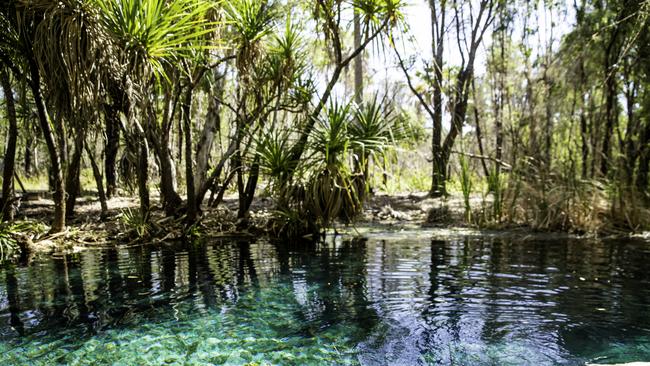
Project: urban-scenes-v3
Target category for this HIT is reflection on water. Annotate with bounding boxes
[1,234,650,365]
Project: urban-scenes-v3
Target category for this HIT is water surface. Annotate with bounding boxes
[1,232,649,365]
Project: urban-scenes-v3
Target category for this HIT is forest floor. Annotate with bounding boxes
[8,190,629,257]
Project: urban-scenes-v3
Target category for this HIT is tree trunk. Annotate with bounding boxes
[580,110,589,179]
[24,140,33,177]
[149,130,182,216]
[195,68,226,194]
[182,85,197,222]
[137,138,150,218]
[237,157,260,221]
[600,27,621,177]
[636,120,650,195]
[472,85,489,178]
[353,11,363,106]
[495,26,505,177]
[65,133,84,218]
[104,102,120,198]
[28,55,65,233]
[84,144,108,220]
[1,68,18,221]
[429,0,445,197]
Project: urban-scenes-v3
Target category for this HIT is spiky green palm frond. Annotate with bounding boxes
[21,0,106,119]
[257,129,296,181]
[95,0,217,78]
[311,101,353,166]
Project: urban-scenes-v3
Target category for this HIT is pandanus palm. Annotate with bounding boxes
[94,0,218,218]
[306,101,362,227]
[348,94,401,193]
[1,0,105,231]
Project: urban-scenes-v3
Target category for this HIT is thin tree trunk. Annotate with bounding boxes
[65,133,84,218]
[495,22,505,177]
[429,0,445,197]
[600,27,621,177]
[28,55,65,233]
[149,130,182,216]
[137,138,150,218]
[182,85,197,222]
[84,144,108,220]
[237,156,260,221]
[195,68,226,194]
[472,86,489,178]
[24,140,33,177]
[636,120,650,195]
[104,102,120,198]
[353,11,363,106]
[1,68,18,221]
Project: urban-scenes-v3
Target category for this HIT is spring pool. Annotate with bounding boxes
[1,231,649,365]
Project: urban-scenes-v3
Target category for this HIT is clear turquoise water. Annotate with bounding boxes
[1,232,650,365]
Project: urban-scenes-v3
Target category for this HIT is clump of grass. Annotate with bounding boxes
[494,171,607,233]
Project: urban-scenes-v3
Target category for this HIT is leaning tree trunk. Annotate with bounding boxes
[84,144,108,220]
[237,156,260,221]
[195,68,226,195]
[148,129,182,216]
[28,55,65,233]
[0,68,18,221]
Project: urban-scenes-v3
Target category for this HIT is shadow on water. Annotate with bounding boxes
[0,233,649,364]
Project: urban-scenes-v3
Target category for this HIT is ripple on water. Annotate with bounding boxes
[0,235,650,365]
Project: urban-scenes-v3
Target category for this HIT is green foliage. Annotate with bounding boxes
[0,223,20,261]
[0,220,45,261]
[95,0,217,77]
[118,208,151,239]
[311,101,353,167]
[257,129,296,182]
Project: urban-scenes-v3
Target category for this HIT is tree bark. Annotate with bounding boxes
[182,84,197,222]
[1,68,18,221]
[137,138,150,218]
[148,128,182,216]
[24,140,33,177]
[429,0,445,197]
[636,120,650,195]
[600,19,622,177]
[104,102,120,198]
[85,144,108,220]
[237,156,260,221]
[353,10,363,106]
[28,54,65,233]
[65,132,84,218]
[195,68,226,194]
